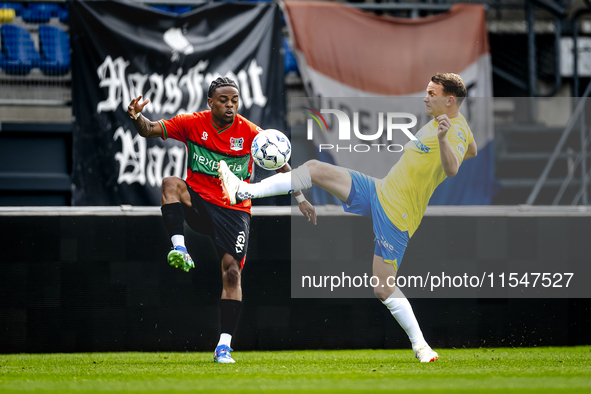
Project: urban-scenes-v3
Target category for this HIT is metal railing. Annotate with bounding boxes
[526,79,591,205]
[524,0,591,205]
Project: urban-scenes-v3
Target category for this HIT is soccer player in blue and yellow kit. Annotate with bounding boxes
[219,73,478,362]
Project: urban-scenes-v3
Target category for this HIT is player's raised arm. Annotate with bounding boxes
[127,95,163,138]
[275,163,317,225]
[436,114,460,178]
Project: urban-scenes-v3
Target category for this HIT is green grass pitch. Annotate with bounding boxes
[1,347,590,393]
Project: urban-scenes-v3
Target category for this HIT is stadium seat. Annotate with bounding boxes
[151,5,172,13]
[0,2,24,16]
[284,38,299,75]
[0,7,15,22]
[151,5,192,14]
[172,6,192,13]
[38,26,71,75]
[28,2,61,16]
[22,9,51,24]
[58,8,68,24]
[58,3,69,24]
[0,25,41,75]
[21,3,61,24]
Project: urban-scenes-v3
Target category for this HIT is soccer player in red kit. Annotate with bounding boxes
[127,77,314,363]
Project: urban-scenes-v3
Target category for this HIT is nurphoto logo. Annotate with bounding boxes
[302,107,418,153]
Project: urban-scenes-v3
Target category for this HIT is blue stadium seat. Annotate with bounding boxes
[151,5,192,14]
[0,25,41,75]
[58,3,68,24]
[38,26,70,75]
[0,2,24,16]
[22,10,51,24]
[172,6,192,13]
[22,3,60,24]
[28,2,61,16]
[151,5,173,13]
[58,8,68,24]
[284,37,299,75]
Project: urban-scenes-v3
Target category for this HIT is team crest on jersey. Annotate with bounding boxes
[230,137,244,151]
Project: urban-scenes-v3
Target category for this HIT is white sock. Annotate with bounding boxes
[290,164,313,191]
[171,235,185,249]
[239,164,312,198]
[381,288,427,348]
[217,333,232,348]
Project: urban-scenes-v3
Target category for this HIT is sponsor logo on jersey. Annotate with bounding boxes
[412,138,430,154]
[201,131,208,141]
[187,140,250,179]
[456,143,466,157]
[192,152,244,174]
[230,137,244,151]
[458,130,467,142]
[235,231,246,253]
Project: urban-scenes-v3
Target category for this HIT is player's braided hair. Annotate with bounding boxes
[431,73,466,105]
[207,77,239,98]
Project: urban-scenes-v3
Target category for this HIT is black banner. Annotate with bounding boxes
[71,0,285,205]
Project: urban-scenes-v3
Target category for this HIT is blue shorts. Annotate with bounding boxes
[342,170,409,272]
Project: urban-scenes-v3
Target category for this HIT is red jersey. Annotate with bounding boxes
[159,111,261,213]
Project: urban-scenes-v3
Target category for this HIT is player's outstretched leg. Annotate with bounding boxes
[373,255,438,363]
[218,159,351,205]
[218,160,312,205]
[161,177,195,272]
[217,160,246,205]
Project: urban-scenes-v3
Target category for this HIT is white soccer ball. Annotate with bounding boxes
[251,129,291,170]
